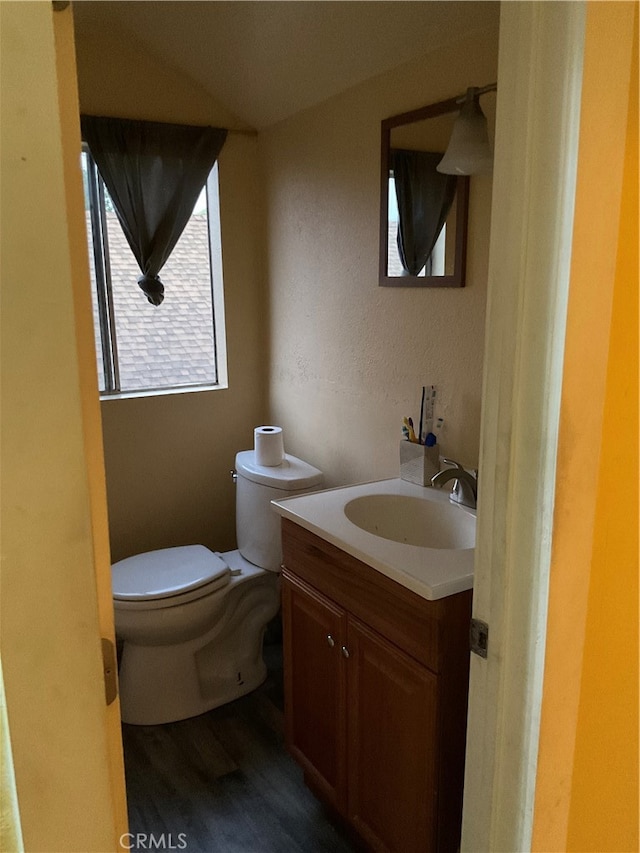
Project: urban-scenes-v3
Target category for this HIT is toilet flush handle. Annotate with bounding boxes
[230,469,238,484]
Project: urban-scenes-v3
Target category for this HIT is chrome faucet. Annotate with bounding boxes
[431,458,478,509]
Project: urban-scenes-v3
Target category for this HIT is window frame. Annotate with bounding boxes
[82,145,228,400]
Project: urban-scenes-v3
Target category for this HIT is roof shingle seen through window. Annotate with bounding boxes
[87,212,217,392]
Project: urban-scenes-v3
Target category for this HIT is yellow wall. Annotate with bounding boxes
[566,7,638,847]
[74,15,267,562]
[260,27,498,485]
[0,2,119,849]
[533,4,638,851]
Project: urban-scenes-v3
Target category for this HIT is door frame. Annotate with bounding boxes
[2,2,593,850]
[461,3,586,851]
[1,3,128,850]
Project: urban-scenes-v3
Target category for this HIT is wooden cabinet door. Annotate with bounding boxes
[281,571,348,812]
[346,617,439,853]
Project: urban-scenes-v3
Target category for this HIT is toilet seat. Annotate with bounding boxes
[112,545,231,610]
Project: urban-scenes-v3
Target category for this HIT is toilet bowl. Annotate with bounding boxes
[112,450,323,725]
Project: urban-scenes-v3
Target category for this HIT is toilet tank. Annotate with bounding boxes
[235,450,323,572]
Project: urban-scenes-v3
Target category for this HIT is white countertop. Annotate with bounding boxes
[272,478,475,601]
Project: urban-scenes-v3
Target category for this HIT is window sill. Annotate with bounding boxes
[99,382,228,402]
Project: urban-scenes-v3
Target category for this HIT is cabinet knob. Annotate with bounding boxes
[341,646,350,659]
[327,635,335,648]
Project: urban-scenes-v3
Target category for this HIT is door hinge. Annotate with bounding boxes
[101,637,118,706]
[470,618,489,658]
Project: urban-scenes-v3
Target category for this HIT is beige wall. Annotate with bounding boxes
[74,16,267,562]
[261,27,499,486]
[76,15,498,558]
[74,10,251,131]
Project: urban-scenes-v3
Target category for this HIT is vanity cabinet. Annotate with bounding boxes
[281,518,472,853]
[283,574,347,812]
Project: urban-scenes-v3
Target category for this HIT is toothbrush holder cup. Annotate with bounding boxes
[399,440,440,486]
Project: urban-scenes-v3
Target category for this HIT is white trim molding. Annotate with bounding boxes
[461,3,586,852]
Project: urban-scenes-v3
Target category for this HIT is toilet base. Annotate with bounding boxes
[118,639,268,726]
[116,553,280,725]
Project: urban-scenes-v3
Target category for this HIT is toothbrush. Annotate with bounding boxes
[403,417,417,443]
[418,386,425,445]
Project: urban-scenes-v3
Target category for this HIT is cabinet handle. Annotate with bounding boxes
[341,646,350,659]
[327,635,335,648]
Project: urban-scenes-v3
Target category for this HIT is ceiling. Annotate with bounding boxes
[72,1,500,129]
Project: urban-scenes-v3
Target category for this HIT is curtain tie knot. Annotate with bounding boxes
[137,274,164,306]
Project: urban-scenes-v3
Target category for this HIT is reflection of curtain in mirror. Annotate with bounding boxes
[391,149,457,276]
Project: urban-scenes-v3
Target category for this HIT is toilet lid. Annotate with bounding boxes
[112,545,231,601]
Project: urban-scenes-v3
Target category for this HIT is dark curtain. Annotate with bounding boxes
[391,149,457,276]
[81,115,227,305]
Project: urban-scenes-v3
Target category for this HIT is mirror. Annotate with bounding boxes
[379,97,469,287]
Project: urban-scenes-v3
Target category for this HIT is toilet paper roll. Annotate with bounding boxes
[254,425,285,467]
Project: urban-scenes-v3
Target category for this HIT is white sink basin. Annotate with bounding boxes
[271,478,476,600]
[344,493,475,550]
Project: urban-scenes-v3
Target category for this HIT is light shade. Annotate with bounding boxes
[437,89,493,175]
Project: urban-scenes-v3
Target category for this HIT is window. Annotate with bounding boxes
[82,147,227,397]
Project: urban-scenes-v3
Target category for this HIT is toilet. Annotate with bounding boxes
[112,450,323,725]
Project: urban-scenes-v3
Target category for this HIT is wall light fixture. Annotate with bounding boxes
[437,83,497,175]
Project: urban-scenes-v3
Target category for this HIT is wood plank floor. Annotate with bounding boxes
[121,644,356,853]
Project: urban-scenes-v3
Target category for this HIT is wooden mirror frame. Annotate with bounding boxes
[379,97,470,288]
